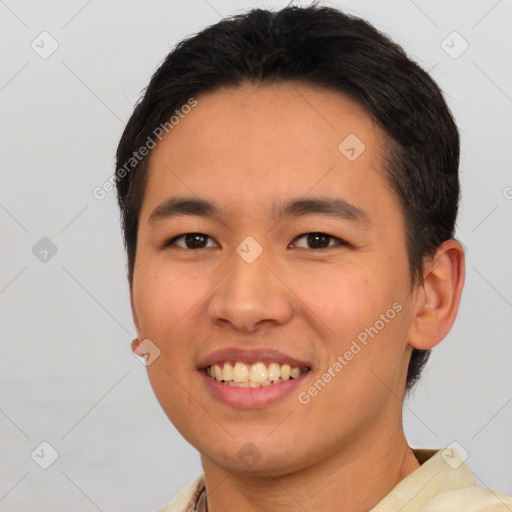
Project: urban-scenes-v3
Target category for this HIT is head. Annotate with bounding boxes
[115,4,464,474]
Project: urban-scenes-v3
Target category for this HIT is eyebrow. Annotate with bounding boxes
[148,196,371,227]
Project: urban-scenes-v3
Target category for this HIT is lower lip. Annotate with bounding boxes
[198,370,310,409]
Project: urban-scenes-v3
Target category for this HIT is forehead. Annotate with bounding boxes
[141,83,399,227]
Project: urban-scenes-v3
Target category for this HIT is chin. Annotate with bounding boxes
[197,433,323,478]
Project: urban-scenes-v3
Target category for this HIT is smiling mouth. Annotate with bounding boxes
[205,361,310,388]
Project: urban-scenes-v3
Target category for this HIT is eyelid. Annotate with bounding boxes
[290,232,350,249]
[163,233,218,249]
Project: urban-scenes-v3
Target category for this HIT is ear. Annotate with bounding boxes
[407,239,465,350]
[130,280,141,339]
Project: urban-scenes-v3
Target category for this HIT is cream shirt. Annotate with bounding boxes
[155,447,512,512]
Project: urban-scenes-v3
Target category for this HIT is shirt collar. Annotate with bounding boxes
[369,447,475,511]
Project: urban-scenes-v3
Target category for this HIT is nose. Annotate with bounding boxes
[206,248,294,333]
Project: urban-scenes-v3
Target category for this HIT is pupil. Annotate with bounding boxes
[308,233,329,248]
[186,234,206,248]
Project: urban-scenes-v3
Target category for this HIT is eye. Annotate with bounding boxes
[164,233,217,250]
[291,232,349,249]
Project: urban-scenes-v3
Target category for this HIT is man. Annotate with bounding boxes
[115,4,512,511]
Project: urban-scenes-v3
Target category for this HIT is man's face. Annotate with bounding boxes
[131,83,418,475]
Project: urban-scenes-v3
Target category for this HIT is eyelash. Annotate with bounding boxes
[163,232,350,250]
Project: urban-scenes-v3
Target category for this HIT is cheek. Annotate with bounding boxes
[133,260,204,338]
[291,261,407,378]
[291,262,382,339]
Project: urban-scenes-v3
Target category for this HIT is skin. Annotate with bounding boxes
[129,83,465,511]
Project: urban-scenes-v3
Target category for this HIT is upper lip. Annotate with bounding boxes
[197,347,312,370]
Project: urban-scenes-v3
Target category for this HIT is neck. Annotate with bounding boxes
[199,426,420,512]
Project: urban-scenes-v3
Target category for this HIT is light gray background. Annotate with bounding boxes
[1,0,511,510]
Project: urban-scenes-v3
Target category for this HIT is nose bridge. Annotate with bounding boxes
[207,242,293,331]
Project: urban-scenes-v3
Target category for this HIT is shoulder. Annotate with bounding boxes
[421,484,512,511]
[154,474,205,512]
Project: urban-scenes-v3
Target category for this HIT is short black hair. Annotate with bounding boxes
[115,3,460,393]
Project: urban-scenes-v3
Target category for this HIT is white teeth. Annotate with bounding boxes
[267,363,281,382]
[206,361,308,387]
[223,362,234,380]
[290,367,301,379]
[233,362,249,383]
[249,362,267,383]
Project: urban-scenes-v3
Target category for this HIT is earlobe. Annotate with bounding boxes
[131,337,140,352]
[407,239,465,350]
